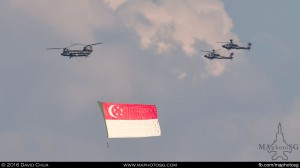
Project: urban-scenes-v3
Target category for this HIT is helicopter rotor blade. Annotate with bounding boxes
[231,39,245,43]
[71,42,102,46]
[235,40,245,43]
[71,43,84,46]
[200,50,210,52]
[218,39,245,43]
[90,42,102,46]
[66,43,80,48]
[47,44,76,50]
[46,48,63,50]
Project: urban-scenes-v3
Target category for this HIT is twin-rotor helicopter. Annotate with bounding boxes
[202,39,252,60]
[47,42,102,58]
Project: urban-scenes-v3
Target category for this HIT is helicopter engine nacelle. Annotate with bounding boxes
[83,45,93,51]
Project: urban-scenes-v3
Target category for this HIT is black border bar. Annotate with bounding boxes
[0,162,299,168]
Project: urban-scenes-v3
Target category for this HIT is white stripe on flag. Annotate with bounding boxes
[105,119,161,138]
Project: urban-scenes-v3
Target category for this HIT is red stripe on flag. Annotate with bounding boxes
[101,102,158,120]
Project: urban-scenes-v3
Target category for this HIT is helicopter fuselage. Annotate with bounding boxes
[204,52,233,60]
[222,43,251,50]
[61,49,92,58]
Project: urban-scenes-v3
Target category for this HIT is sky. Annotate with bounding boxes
[0,0,299,161]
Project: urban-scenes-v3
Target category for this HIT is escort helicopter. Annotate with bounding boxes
[218,39,251,50]
[201,49,234,60]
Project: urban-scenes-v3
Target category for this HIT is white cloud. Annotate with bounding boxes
[178,72,187,80]
[103,0,127,11]
[158,41,173,54]
[116,0,234,55]
[205,60,227,76]
[112,0,235,76]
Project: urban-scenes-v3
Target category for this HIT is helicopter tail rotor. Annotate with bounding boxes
[247,43,252,50]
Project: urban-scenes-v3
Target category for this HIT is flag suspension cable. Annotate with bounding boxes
[96,101,111,147]
[106,138,110,148]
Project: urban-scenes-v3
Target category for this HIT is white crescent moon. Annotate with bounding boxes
[108,105,117,118]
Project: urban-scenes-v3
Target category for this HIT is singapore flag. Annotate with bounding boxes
[98,101,161,138]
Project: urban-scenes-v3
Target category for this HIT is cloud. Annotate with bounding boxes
[7,0,236,77]
[105,0,236,76]
[205,60,227,76]
[115,0,234,56]
[103,0,127,11]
